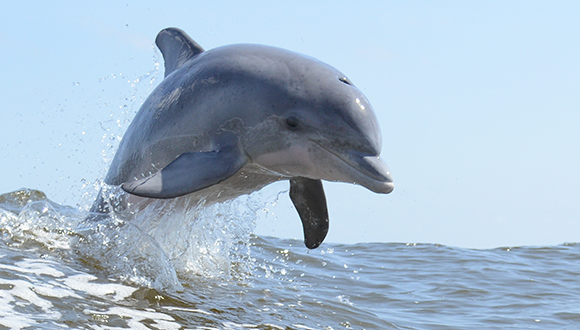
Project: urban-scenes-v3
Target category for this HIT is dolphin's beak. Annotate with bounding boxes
[348,153,394,194]
[311,139,394,194]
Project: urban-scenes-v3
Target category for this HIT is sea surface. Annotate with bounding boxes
[1,188,579,330]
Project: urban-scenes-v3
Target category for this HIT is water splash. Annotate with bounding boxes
[78,189,262,289]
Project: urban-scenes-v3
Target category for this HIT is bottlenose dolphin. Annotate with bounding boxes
[92,27,393,249]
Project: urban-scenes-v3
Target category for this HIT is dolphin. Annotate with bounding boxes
[92,27,393,249]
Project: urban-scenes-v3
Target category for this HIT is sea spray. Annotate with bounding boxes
[74,184,278,290]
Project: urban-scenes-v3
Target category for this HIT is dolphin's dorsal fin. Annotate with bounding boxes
[155,27,204,78]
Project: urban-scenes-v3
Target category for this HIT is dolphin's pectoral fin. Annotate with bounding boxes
[289,178,329,249]
[155,28,204,77]
[122,144,247,199]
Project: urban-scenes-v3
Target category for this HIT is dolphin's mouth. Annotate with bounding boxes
[312,140,394,194]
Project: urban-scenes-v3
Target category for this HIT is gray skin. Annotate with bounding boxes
[94,28,393,249]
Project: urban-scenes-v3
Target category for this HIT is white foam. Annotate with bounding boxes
[0,260,64,278]
[0,278,63,330]
[32,281,83,299]
[84,306,180,330]
[63,274,137,302]
[162,306,214,315]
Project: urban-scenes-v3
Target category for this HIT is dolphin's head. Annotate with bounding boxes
[244,51,394,194]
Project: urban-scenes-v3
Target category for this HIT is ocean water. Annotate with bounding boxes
[1,188,579,329]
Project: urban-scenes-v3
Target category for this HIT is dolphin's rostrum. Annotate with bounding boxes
[92,27,393,249]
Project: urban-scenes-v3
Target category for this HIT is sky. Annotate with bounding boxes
[1,1,579,249]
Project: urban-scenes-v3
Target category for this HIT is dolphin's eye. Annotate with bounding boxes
[339,77,352,85]
[286,116,300,130]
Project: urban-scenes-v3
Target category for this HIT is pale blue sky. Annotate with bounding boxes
[1,1,579,248]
